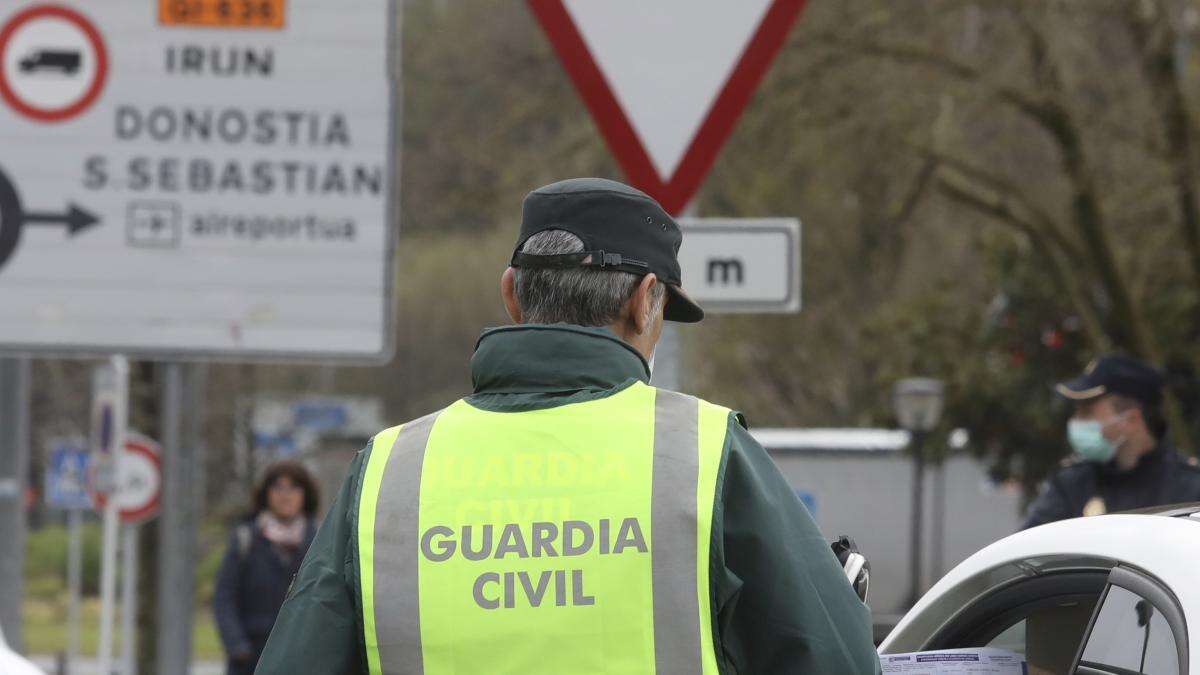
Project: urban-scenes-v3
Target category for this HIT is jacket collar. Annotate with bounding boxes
[1099,439,1171,478]
[470,324,650,395]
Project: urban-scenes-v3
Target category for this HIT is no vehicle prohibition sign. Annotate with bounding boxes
[93,434,162,524]
[0,3,109,122]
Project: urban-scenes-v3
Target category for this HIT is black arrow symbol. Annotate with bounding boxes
[24,204,101,236]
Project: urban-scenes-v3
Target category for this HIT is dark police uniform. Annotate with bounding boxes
[1023,355,1200,529]
[1022,441,1200,529]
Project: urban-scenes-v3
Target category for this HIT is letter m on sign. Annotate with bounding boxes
[527,0,807,216]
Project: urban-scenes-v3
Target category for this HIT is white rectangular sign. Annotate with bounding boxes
[678,217,800,313]
[0,0,396,361]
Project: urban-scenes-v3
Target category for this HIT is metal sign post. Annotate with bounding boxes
[157,363,202,675]
[45,439,92,672]
[0,357,30,651]
[67,508,83,670]
[120,523,139,675]
[94,355,129,675]
[93,430,161,675]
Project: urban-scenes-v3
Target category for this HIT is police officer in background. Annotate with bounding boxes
[1023,354,1200,529]
[256,178,879,674]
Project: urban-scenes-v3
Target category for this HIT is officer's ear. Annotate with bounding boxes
[501,267,523,324]
[630,273,659,335]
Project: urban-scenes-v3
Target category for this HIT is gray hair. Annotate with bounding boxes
[514,230,666,326]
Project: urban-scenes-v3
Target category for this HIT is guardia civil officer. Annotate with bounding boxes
[256,178,879,674]
[1023,354,1200,529]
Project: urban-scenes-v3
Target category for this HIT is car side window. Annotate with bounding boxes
[916,571,1107,675]
[1077,585,1179,675]
[987,602,1098,675]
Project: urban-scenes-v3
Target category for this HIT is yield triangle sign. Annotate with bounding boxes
[529,0,807,215]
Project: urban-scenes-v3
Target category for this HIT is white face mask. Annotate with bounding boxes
[1067,411,1130,463]
[647,348,656,377]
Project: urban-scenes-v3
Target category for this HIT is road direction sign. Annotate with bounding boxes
[0,1,396,361]
[45,442,93,510]
[677,218,800,313]
[529,0,806,215]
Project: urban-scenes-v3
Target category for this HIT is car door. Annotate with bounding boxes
[887,564,1188,675]
[1071,566,1187,675]
[906,569,1109,674]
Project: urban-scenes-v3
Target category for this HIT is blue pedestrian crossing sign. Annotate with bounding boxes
[45,443,93,510]
[795,489,817,518]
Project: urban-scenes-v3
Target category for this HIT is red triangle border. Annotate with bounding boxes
[528,0,807,215]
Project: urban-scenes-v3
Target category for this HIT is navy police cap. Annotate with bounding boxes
[1056,354,1166,407]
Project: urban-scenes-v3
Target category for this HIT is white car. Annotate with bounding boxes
[881,506,1200,674]
[0,624,44,675]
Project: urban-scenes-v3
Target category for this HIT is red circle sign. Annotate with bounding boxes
[0,4,109,122]
[93,435,162,524]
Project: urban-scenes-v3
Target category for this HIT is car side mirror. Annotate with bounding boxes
[831,535,870,604]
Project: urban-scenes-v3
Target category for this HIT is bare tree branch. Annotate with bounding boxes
[818,16,1158,359]
[1015,9,1159,360]
[1124,0,1200,306]
[890,156,938,228]
[930,150,1087,264]
[935,161,1111,351]
[825,37,1063,126]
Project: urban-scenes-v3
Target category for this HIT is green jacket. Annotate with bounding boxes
[257,324,879,674]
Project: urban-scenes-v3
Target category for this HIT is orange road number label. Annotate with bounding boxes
[159,0,285,29]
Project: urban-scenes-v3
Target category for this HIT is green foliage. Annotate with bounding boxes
[194,520,230,606]
[23,599,223,660]
[23,517,231,607]
[24,521,103,599]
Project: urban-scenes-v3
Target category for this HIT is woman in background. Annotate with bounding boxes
[213,460,320,675]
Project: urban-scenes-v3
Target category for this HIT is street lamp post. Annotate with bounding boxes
[893,377,945,609]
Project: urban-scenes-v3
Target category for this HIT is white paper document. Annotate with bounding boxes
[881,648,1027,674]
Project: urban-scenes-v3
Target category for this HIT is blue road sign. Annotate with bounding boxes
[290,399,350,432]
[795,489,817,518]
[45,444,93,510]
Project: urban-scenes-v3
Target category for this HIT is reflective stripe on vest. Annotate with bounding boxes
[357,382,729,674]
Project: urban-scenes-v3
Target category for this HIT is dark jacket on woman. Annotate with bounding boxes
[214,517,317,675]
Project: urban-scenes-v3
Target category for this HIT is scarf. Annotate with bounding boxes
[256,511,306,549]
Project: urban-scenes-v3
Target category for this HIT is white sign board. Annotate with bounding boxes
[534,0,804,214]
[0,1,395,361]
[678,218,800,313]
[561,0,775,180]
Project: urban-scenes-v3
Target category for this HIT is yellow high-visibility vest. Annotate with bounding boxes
[356,381,729,674]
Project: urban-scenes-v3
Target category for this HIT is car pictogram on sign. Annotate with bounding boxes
[19,48,81,75]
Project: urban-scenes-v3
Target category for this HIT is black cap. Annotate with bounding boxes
[1056,354,1166,407]
[510,177,704,323]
